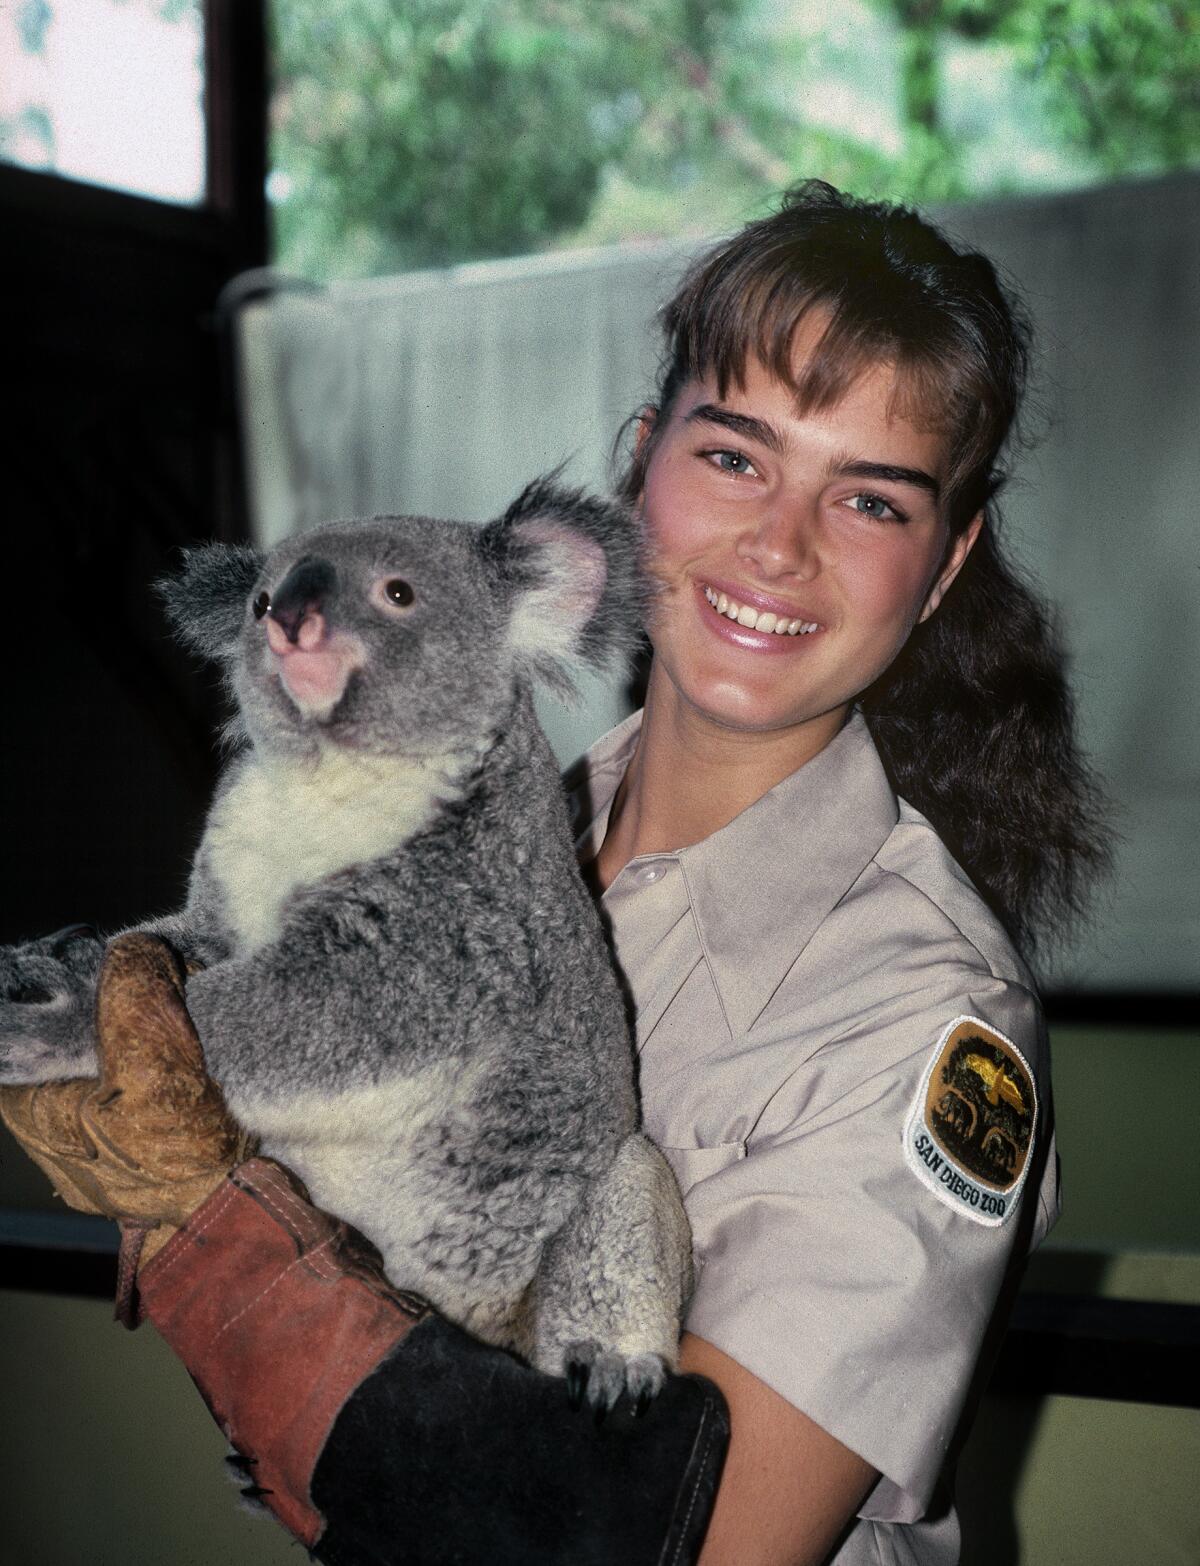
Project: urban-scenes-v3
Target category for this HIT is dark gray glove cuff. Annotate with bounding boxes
[312,1312,730,1566]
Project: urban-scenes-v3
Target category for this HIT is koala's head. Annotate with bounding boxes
[159,478,645,760]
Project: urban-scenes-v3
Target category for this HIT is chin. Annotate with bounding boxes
[665,670,811,736]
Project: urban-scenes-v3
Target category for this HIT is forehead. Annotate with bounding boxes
[742,295,957,430]
[270,514,472,569]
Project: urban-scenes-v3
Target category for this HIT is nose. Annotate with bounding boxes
[266,556,336,647]
[735,504,820,581]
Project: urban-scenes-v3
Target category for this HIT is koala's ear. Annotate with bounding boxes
[156,543,264,661]
[478,477,646,696]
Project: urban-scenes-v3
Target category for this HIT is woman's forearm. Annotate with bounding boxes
[679,1335,877,1566]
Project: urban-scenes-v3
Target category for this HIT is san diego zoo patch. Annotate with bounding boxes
[903,1016,1037,1227]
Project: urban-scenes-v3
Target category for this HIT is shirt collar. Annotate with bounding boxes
[572,709,899,1036]
[567,707,645,864]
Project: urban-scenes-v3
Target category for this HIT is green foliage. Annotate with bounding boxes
[269,0,1200,280]
[1003,1,1200,172]
[271,0,792,275]
[157,0,200,22]
[0,105,54,163]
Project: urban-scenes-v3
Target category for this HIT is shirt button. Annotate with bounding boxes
[636,864,665,885]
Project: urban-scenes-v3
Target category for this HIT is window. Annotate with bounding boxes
[0,0,206,206]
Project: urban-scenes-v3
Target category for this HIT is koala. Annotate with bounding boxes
[0,478,691,1409]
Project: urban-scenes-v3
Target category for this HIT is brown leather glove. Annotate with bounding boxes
[0,931,252,1304]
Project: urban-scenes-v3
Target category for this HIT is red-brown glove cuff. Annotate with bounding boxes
[136,1157,428,1547]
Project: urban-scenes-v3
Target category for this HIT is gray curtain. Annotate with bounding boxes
[235,174,1199,992]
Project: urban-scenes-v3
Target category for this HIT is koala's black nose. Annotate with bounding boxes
[269,557,336,643]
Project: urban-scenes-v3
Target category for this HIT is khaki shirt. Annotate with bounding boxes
[571,709,1059,1566]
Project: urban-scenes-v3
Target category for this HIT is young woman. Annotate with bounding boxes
[1,181,1109,1566]
[566,178,1108,1563]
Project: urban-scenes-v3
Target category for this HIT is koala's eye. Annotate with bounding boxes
[252,591,271,620]
[371,574,418,616]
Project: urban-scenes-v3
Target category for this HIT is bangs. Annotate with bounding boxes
[664,237,1003,516]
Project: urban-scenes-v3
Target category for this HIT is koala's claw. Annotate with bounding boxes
[563,1342,668,1416]
[564,1342,621,1412]
[624,1352,669,1410]
[566,1359,589,1412]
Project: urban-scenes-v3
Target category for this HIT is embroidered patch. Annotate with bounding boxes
[903,1015,1037,1227]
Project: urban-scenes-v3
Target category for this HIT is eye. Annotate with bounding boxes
[252,591,270,619]
[703,448,759,477]
[370,574,418,615]
[847,492,908,523]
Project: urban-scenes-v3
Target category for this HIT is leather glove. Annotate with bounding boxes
[0,931,252,1302]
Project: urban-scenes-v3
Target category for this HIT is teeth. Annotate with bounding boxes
[703,585,819,636]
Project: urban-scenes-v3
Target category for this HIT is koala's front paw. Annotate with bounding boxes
[0,928,102,1083]
[564,1341,668,1419]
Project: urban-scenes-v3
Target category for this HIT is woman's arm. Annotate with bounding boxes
[679,1335,877,1566]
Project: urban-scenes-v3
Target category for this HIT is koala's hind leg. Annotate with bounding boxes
[529,1132,693,1412]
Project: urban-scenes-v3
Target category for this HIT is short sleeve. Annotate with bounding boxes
[680,969,1053,1524]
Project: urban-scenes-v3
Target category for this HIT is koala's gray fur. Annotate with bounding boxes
[0,478,691,1407]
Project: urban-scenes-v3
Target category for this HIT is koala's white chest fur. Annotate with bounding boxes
[204,746,469,953]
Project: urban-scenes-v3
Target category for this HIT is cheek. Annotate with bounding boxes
[848,534,946,635]
[640,458,714,570]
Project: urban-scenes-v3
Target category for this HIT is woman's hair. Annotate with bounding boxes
[619,179,1111,955]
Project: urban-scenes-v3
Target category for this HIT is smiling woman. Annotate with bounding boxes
[578,179,1113,1564]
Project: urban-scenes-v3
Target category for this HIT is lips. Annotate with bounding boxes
[695,580,825,650]
[702,584,820,636]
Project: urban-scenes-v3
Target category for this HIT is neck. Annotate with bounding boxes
[592,664,846,890]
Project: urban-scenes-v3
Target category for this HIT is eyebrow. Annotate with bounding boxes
[684,404,785,454]
[835,460,941,500]
[685,405,942,500]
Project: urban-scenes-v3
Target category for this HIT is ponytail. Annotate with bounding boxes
[862,517,1112,954]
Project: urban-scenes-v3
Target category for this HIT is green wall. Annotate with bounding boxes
[1043,1025,1200,1259]
[0,1290,299,1566]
